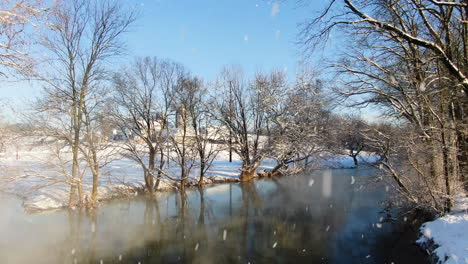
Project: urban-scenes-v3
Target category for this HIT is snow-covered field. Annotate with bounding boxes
[0,142,378,211]
[417,196,468,264]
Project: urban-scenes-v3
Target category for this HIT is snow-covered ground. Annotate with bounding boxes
[417,196,468,264]
[0,142,378,211]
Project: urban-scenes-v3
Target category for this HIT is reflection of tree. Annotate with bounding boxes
[197,187,208,247]
[86,211,98,263]
[64,209,99,263]
[66,210,81,264]
[59,172,425,263]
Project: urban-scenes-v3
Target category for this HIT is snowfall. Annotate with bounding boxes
[417,196,468,264]
[1,141,467,264]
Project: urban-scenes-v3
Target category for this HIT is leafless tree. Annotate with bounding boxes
[170,77,198,189]
[112,57,183,193]
[301,0,467,212]
[334,116,368,167]
[38,0,136,206]
[0,0,47,77]
[264,69,332,174]
[212,67,272,181]
[172,76,219,187]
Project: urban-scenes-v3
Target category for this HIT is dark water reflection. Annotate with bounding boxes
[0,169,427,263]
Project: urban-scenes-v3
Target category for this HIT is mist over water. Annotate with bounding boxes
[0,169,427,263]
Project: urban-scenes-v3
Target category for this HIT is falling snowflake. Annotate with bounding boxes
[71,248,75,255]
[326,225,330,232]
[423,228,432,238]
[119,255,122,261]
[308,179,314,187]
[275,30,281,40]
[419,81,426,92]
[350,176,355,185]
[272,242,278,248]
[223,229,227,241]
[376,223,382,228]
[271,1,279,17]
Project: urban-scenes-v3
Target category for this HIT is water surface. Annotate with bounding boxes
[0,168,427,263]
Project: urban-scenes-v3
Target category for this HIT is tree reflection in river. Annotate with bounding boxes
[0,169,428,263]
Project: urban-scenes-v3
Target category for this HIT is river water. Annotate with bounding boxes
[0,168,428,263]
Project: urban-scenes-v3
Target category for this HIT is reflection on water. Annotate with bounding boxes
[0,169,427,263]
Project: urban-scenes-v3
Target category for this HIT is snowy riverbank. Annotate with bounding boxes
[0,144,378,211]
[417,196,468,264]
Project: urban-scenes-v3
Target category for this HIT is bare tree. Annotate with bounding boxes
[0,0,46,77]
[264,69,332,174]
[39,0,136,206]
[213,67,281,181]
[170,76,198,189]
[172,76,219,186]
[112,57,183,193]
[80,92,118,206]
[301,0,467,212]
[336,116,367,168]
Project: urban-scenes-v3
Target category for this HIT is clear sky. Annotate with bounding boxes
[0,0,339,119]
[124,0,325,80]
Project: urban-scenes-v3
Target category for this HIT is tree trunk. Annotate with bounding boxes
[146,148,156,193]
[198,160,205,185]
[180,173,187,191]
[352,155,359,167]
[77,179,83,207]
[90,161,99,207]
[155,150,165,190]
[240,167,256,181]
[69,127,81,207]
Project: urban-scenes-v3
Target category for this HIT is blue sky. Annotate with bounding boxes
[0,0,340,117]
[124,0,325,80]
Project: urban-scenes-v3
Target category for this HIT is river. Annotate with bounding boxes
[0,168,428,263]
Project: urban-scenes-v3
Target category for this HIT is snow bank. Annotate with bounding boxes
[1,144,379,212]
[417,196,468,264]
